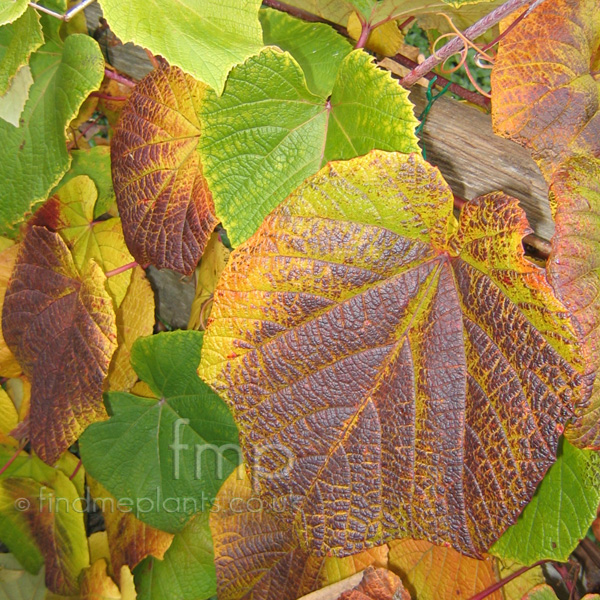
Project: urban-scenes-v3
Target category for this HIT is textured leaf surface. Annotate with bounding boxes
[0,10,104,236]
[388,540,501,600]
[2,226,117,464]
[99,0,263,94]
[0,64,32,126]
[338,567,408,600]
[200,150,586,558]
[0,7,43,96]
[0,449,90,594]
[107,267,155,391]
[134,512,215,600]
[111,66,217,274]
[210,468,389,600]
[491,0,600,178]
[31,175,134,307]
[490,439,600,564]
[88,478,173,580]
[0,553,46,600]
[0,242,21,377]
[260,8,352,97]
[0,0,28,25]
[547,157,600,448]
[201,48,419,246]
[80,330,239,532]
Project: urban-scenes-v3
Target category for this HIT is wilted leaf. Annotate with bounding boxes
[2,226,117,464]
[491,0,600,179]
[200,150,586,558]
[0,448,90,595]
[31,175,134,306]
[80,559,120,600]
[490,438,600,563]
[80,330,239,532]
[107,267,155,391]
[546,156,600,448]
[0,553,46,600]
[0,242,21,377]
[210,468,390,600]
[0,6,104,236]
[388,540,501,600]
[338,567,409,600]
[189,233,230,330]
[0,0,29,25]
[0,65,32,126]
[260,8,353,97]
[111,65,217,275]
[99,0,262,94]
[134,512,215,600]
[88,478,173,580]
[201,48,419,246]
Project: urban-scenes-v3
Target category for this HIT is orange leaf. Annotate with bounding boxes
[338,567,409,600]
[2,226,117,464]
[111,65,217,275]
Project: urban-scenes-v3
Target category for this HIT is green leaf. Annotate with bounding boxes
[259,8,352,97]
[0,554,46,600]
[80,331,240,533]
[201,48,419,246]
[0,14,104,236]
[490,438,600,564]
[0,7,43,96]
[134,512,216,600]
[98,0,263,94]
[0,0,29,25]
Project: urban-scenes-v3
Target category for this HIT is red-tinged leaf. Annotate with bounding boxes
[200,151,587,559]
[111,65,217,275]
[491,0,600,179]
[210,468,389,600]
[548,156,600,448]
[1,226,117,464]
[338,567,409,600]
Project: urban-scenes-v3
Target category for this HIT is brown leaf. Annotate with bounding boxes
[338,567,409,600]
[0,243,21,377]
[111,65,217,275]
[2,226,117,464]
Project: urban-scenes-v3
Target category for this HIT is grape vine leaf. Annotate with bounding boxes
[546,156,600,448]
[98,0,263,94]
[259,8,353,97]
[347,13,405,57]
[0,9,104,237]
[338,567,408,600]
[490,438,600,564]
[79,559,121,600]
[2,226,118,464]
[0,553,47,600]
[0,7,43,96]
[388,540,501,600]
[0,0,29,25]
[0,242,21,377]
[79,330,240,532]
[134,512,215,600]
[88,479,173,584]
[30,175,135,307]
[0,64,32,126]
[210,468,389,600]
[111,65,217,275]
[200,48,419,247]
[107,266,156,392]
[199,150,587,558]
[0,448,90,595]
[491,0,600,180]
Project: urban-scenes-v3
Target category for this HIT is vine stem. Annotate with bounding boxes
[355,20,371,49]
[0,444,25,477]
[104,68,136,89]
[105,261,138,278]
[261,0,346,34]
[90,91,128,101]
[400,0,548,87]
[69,459,83,481]
[468,560,549,600]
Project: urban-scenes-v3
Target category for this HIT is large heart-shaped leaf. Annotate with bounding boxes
[2,226,117,464]
[80,330,240,532]
[491,0,600,179]
[200,48,419,246]
[98,0,263,94]
[111,66,217,275]
[199,150,587,558]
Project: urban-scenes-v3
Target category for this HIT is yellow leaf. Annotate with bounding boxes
[347,12,404,56]
[0,388,18,447]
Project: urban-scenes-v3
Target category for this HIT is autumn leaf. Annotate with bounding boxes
[200,150,587,558]
[79,559,121,600]
[337,567,409,600]
[2,226,117,464]
[107,267,155,392]
[491,0,600,179]
[30,174,135,307]
[388,540,501,600]
[210,468,390,600]
[0,241,21,377]
[111,65,217,275]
